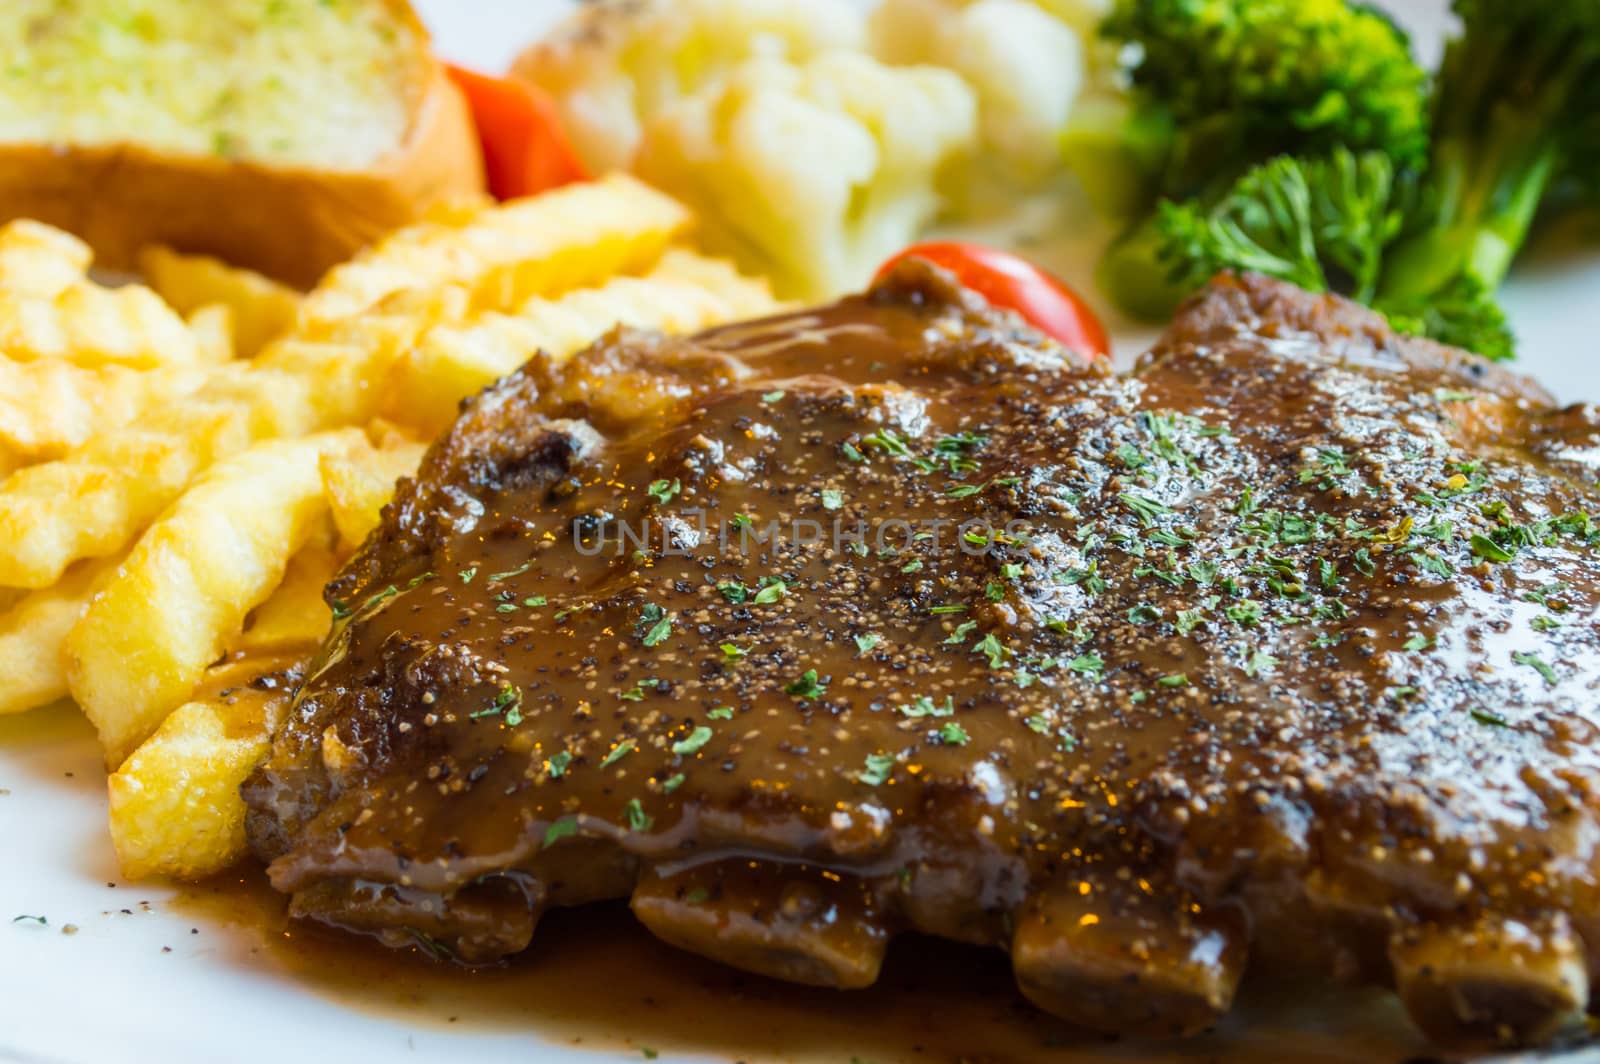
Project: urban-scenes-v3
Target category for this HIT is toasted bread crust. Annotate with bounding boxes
[0,46,483,287]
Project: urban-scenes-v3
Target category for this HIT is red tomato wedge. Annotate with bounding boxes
[876,242,1111,360]
[446,65,589,201]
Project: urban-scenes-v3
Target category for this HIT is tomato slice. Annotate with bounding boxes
[876,242,1111,360]
[446,64,589,201]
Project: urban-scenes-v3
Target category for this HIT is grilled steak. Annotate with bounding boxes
[244,265,1600,1047]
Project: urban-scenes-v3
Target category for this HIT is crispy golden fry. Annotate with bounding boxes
[67,429,362,766]
[301,174,691,326]
[0,356,214,461]
[0,556,117,716]
[108,653,308,880]
[232,541,340,655]
[320,433,427,550]
[0,190,689,586]
[0,281,206,368]
[0,219,92,298]
[384,249,778,431]
[139,245,300,359]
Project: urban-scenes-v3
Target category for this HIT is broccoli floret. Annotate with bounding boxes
[1159,149,1515,360]
[1380,0,1600,304]
[1064,0,1430,320]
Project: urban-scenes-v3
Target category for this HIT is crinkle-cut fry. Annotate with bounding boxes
[383,250,779,432]
[0,282,205,368]
[300,175,691,326]
[232,542,340,655]
[139,245,300,359]
[0,356,214,461]
[0,328,407,589]
[0,220,91,298]
[108,653,308,880]
[0,555,118,716]
[68,429,363,767]
[320,434,427,551]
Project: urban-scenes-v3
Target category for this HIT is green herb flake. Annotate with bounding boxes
[1512,651,1558,687]
[1119,492,1173,527]
[1243,651,1278,678]
[547,751,572,778]
[458,566,478,584]
[1402,634,1431,652]
[786,669,827,700]
[1469,533,1515,562]
[1157,673,1189,688]
[672,726,714,756]
[600,739,637,769]
[707,707,735,721]
[543,817,578,847]
[854,633,881,655]
[719,643,747,662]
[1471,708,1509,728]
[897,695,954,718]
[624,799,654,832]
[821,488,844,510]
[647,478,682,505]
[762,390,786,403]
[661,773,686,794]
[939,722,971,746]
[858,753,897,786]
[752,580,787,605]
[488,561,534,582]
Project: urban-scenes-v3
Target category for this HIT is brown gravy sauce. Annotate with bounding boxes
[173,869,1441,1064]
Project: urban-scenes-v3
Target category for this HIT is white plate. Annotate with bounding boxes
[2,4,1597,1063]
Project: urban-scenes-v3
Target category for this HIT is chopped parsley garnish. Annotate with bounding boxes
[719,643,747,661]
[854,633,881,654]
[1025,714,1051,734]
[973,633,1009,668]
[647,479,681,505]
[1469,534,1515,562]
[1157,673,1189,687]
[861,429,911,456]
[543,817,578,847]
[600,739,637,769]
[1512,651,1558,687]
[717,581,749,604]
[661,773,686,793]
[1471,708,1510,728]
[939,722,971,746]
[762,390,786,403]
[458,566,478,584]
[901,560,924,573]
[524,595,547,608]
[672,726,713,756]
[1402,634,1431,651]
[641,612,673,647]
[1224,601,1262,627]
[1126,604,1161,625]
[898,695,954,718]
[841,441,865,463]
[821,488,844,510]
[752,579,787,605]
[858,753,896,786]
[624,799,654,832]
[547,751,572,778]
[707,707,735,720]
[1119,492,1173,527]
[786,669,827,700]
[488,561,534,582]
[1243,651,1278,677]
[944,621,978,645]
[1065,654,1104,678]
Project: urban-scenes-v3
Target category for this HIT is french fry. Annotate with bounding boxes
[384,250,779,431]
[0,356,214,461]
[0,282,207,368]
[0,556,117,716]
[320,433,427,550]
[66,429,362,766]
[0,220,92,298]
[232,542,340,655]
[108,653,308,880]
[0,184,692,587]
[140,245,300,359]
[301,174,691,326]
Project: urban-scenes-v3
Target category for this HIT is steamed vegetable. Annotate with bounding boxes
[1159,149,1514,359]
[870,0,1088,184]
[1063,0,1430,319]
[513,0,865,174]
[636,53,978,300]
[1378,0,1600,308]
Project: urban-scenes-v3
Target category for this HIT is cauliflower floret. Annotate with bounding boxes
[635,52,977,301]
[514,0,865,174]
[871,0,1088,183]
